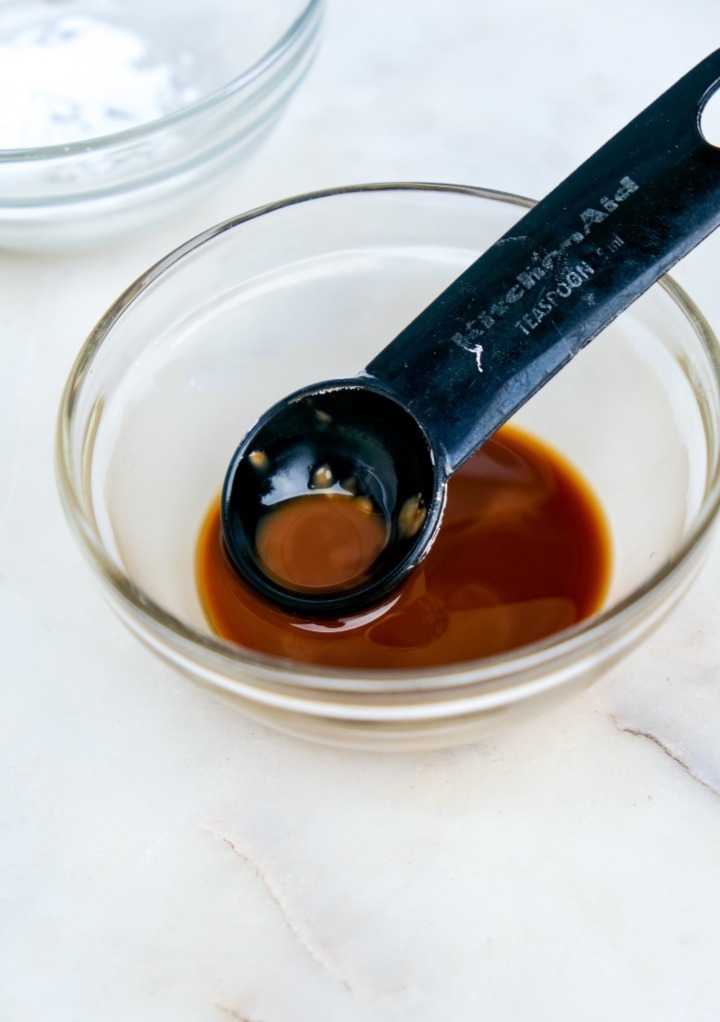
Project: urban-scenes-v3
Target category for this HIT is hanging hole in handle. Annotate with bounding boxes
[699,81,720,148]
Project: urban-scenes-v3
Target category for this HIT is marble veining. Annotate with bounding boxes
[199,824,355,994]
[609,715,720,799]
[4,0,720,1019]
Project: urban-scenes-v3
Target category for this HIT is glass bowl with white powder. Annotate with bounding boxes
[0,0,323,249]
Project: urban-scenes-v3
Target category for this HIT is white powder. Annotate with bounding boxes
[0,15,200,148]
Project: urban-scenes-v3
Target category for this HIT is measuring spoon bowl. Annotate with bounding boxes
[223,49,720,616]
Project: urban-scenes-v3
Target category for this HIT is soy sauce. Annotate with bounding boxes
[196,426,611,669]
[254,491,390,592]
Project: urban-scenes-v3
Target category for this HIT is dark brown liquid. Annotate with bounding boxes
[196,426,611,668]
[255,491,389,591]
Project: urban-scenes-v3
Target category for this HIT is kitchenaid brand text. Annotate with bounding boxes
[450,176,639,364]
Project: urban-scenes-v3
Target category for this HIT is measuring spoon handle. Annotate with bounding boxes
[366,49,720,472]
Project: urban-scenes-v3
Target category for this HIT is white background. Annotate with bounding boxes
[4,1,720,1019]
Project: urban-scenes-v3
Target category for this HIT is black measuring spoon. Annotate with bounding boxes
[223,49,720,618]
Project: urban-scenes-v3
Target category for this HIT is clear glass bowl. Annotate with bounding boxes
[0,0,323,250]
[56,183,720,750]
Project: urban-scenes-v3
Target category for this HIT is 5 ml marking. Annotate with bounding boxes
[450,177,639,361]
[598,233,626,255]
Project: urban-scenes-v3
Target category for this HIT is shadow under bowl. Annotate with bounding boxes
[56,183,720,749]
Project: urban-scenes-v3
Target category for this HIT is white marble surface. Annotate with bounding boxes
[4,1,720,1018]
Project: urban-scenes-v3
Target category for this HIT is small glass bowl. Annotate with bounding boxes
[56,183,720,750]
[0,0,323,250]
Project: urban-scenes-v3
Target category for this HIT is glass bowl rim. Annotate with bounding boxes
[0,0,323,160]
[55,181,720,696]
